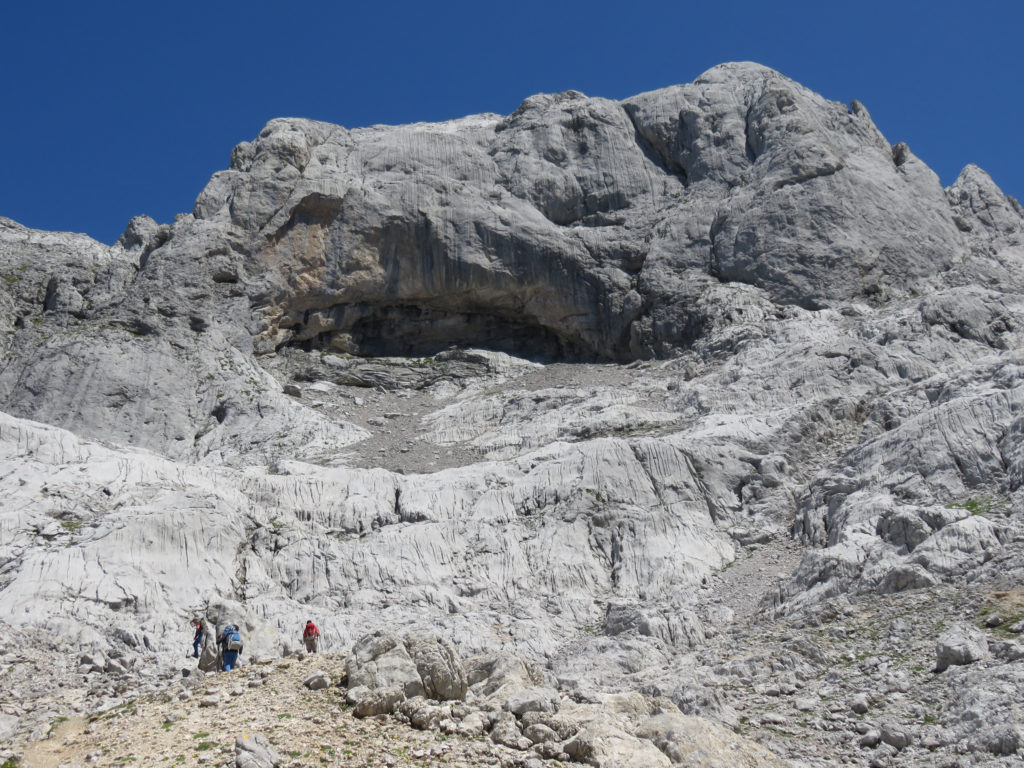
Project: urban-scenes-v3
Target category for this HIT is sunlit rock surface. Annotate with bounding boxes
[2,62,1024,766]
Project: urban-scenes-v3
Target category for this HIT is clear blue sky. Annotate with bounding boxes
[2,0,1020,245]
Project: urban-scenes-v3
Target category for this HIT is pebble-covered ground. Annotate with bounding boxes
[15,653,560,768]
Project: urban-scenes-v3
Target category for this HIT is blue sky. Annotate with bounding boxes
[2,0,1020,245]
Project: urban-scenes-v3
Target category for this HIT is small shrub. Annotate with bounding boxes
[948,496,1002,516]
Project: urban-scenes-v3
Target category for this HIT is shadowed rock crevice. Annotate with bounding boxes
[270,191,346,240]
[256,191,644,359]
[283,302,603,361]
[621,103,690,191]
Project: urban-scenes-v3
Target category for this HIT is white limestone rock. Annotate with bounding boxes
[637,711,790,767]
[352,685,405,718]
[465,653,547,700]
[935,624,989,672]
[563,718,673,768]
[2,61,1024,767]
[346,631,425,698]
[504,687,560,716]
[489,711,532,750]
[302,671,330,690]
[404,633,467,701]
[234,733,281,768]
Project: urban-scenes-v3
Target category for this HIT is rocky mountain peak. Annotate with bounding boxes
[2,64,1024,766]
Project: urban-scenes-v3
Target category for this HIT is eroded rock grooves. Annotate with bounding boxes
[2,61,1024,766]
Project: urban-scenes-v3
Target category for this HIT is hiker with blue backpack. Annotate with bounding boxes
[218,623,243,671]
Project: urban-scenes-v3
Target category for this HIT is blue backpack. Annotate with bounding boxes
[224,625,243,651]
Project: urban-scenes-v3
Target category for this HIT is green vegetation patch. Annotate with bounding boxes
[948,495,1004,517]
[977,588,1024,635]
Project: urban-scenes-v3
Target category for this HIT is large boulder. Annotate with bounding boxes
[489,711,533,751]
[352,685,406,718]
[234,733,281,768]
[935,624,989,672]
[636,712,789,767]
[465,653,548,699]
[404,633,467,701]
[563,719,673,768]
[346,630,424,698]
[504,686,560,716]
[302,671,331,690]
[347,630,466,701]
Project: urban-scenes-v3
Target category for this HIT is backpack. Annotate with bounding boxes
[224,625,243,651]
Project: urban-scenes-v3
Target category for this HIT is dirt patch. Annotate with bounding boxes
[18,715,87,768]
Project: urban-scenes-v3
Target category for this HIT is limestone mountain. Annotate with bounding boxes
[2,62,1024,767]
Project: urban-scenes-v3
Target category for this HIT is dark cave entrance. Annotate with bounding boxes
[285,303,604,363]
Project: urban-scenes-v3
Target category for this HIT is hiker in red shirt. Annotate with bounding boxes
[302,620,320,654]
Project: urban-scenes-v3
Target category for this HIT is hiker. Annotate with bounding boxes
[190,616,205,658]
[218,623,243,671]
[302,620,320,654]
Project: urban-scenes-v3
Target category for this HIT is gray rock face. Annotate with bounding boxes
[637,711,789,767]
[352,686,405,718]
[404,633,467,701]
[347,631,465,701]
[935,624,989,672]
[234,733,281,768]
[346,631,425,698]
[301,671,330,690]
[503,686,560,716]
[625,66,961,311]
[200,62,962,361]
[3,61,1024,766]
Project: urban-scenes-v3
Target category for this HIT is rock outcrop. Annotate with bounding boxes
[2,61,1024,766]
